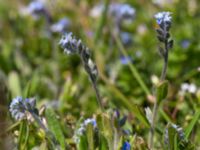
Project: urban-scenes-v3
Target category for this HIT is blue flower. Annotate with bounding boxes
[9,96,26,120]
[120,56,132,65]
[120,32,133,46]
[110,3,135,22]
[28,1,45,15]
[154,11,172,25]
[73,118,97,143]
[181,39,190,49]
[51,18,71,33]
[9,97,36,120]
[122,141,131,150]
[59,32,81,54]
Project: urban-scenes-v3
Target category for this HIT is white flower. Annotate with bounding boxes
[188,83,197,93]
[154,11,172,25]
[180,83,197,94]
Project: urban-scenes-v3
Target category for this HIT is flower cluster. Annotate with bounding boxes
[155,12,172,25]
[59,32,98,82]
[154,11,173,58]
[73,118,97,143]
[9,96,36,120]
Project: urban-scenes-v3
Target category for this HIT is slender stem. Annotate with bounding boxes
[80,54,104,111]
[149,101,158,149]
[91,79,104,111]
[150,35,169,149]
[161,39,169,81]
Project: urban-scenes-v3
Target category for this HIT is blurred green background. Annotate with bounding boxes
[0,0,200,149]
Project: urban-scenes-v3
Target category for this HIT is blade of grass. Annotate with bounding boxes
[99,73,150,127]
[94,0,109,43]
[112,31,150,96]
[45,108,66,150]
[185,108,200,139]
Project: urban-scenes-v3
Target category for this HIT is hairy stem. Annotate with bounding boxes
[91,79,104,111]
[150,37,169,149]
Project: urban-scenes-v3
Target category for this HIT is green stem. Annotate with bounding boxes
[91,79,104,111]
[150,37,169,149]
[94,0,109,43]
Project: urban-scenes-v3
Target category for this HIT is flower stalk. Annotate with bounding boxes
[149,12,173,149]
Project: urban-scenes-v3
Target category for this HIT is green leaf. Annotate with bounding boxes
[156,80,168,104]
[8,71,22,97]
[45,108,66,150]
[18,120,29,150]
[78,135,88,150]
[165,124,178,150]
[96,113,114,150]
[185,109,200,139]
[86,123,94,150]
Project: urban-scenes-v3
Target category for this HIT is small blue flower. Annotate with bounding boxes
[120,56,132,65]
[110,3,135,22]
[83,118,97,127]
[181,39,190,49]
[73,118,97,143]
[9,97,36,120]
[122,141,131,150]
[154,11,172,25]
[120,32,133,46]
[51,18,71,33]
[28,1,45,15]
[9,96,26,120]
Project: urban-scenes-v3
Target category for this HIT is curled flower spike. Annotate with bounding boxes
[59,32,98,80]
[154,11,173,80]
[9,96,36,120]
[59,32,104,110]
